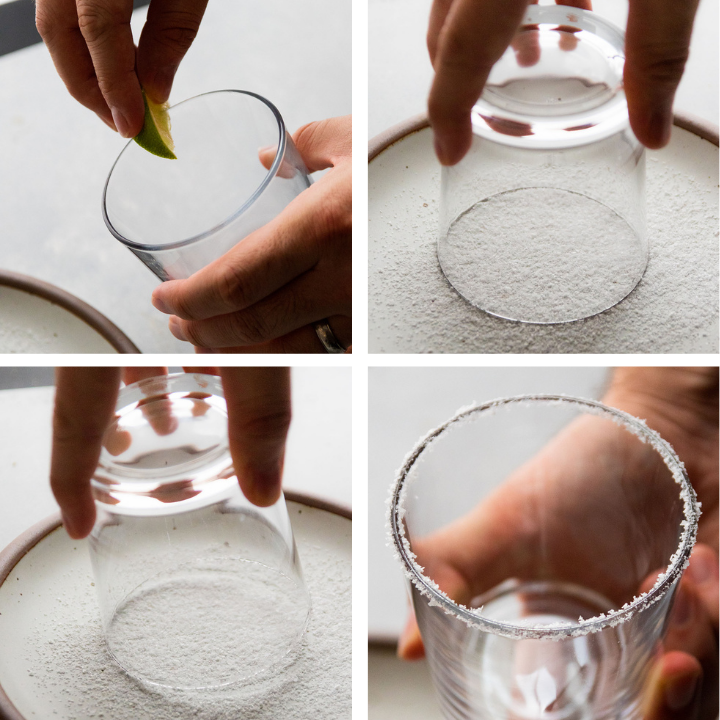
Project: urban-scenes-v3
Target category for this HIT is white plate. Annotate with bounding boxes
[369,116,719,353]
[0,497,351,720]
[0,272,138,353]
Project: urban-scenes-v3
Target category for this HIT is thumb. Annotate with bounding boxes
[220,367,292,507]
[291,116,352,172]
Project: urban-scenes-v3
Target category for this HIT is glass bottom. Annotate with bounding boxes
[105,555,310,689]
[461,580,626,720]
[437,187,647,323]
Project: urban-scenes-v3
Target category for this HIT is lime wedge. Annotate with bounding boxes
[134,92,177,159]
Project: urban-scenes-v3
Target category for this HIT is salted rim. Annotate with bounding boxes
[388,394,701,641]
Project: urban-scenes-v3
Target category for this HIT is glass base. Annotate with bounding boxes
[437,187,647,324]
[464,580,626,720]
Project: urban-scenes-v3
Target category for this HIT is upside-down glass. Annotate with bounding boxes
[389,395,699,720]
[437,6,646,324]
[103,90,312,281]
[89,373,310,689]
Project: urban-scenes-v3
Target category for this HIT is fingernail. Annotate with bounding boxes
[111,107,133,138]
[665,672,699,711]
[151,293,171,315]
[98,113,117,132]
[61,513,79,539]
[168,316,188,342]
[434,135,451,165]
[671,585,693,626]
[258,145,276,154]
[686,551,719,585]
[245,462,283,506]
[648,108,672,148]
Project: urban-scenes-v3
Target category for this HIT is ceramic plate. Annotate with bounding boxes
[0,494,351,720]
[0,271,138,354]
[369,115,719,354]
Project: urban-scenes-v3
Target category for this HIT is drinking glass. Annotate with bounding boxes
[437,6,646,323]
[89,373,310,689]
[103,90,312,281]
[389,395,699,720]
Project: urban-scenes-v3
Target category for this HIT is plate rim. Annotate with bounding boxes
[0,491,351,720]
[368,111,719,161]
[0,269,140,354]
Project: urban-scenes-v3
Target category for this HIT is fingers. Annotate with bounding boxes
[204,316,352,354]
[136,0,208,103]
[166,268,349,348]
[683,544,719,627]
[644,651,703,720]
[151,186,325,322]
[624,0,700,149]
[398,611,426,661]
[51,368,122,539]
[291,116,352,172]
[74,0,145,138]
[36,0,117,129]
[428,0,529,165]
[427,0,455,66]
[220,368,292,507]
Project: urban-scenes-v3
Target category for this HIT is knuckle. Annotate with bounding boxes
[215,263,252,313]
[293,120,321,153]
[639,50,689,86]
[76,2,125,44]
[241,406,292,441]
[229,310,274,345]
[35,10,55,42]
[147,11,201,53]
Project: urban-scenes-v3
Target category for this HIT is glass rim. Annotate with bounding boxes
[101,89,287,252]
[471,5,631,149]
[388,394,700,641]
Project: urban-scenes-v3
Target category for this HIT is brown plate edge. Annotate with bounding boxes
[0,270,140,354]
[0,494,350,720]
[368,111,719,161]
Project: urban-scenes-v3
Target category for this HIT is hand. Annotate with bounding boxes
[36,0,208,137]
[151,115,352,354]
[50,366,292,538]
[427,0,700,165]
[398,368,718,719]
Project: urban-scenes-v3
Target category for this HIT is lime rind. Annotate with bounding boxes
[134,92,177,160]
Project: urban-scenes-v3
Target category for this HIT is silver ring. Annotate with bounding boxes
[314,320,346,354]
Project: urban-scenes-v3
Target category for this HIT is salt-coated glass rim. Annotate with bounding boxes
[389,394,700,640]
[102,90,287,252]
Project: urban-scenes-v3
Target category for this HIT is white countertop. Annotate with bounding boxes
[0,367,351,551]
[370,0,719,138]
[0,0,351,353]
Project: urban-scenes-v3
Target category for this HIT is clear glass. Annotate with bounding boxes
[437,6,647,324]
[103,90,312,281]
[389,395,699,720]
[88,373,310,689]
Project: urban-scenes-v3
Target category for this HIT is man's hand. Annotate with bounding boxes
[36,0,208,136]
[427,0,700,165]
[151,115,352,353]
[397,368,718,719]
[51,367,291,539]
